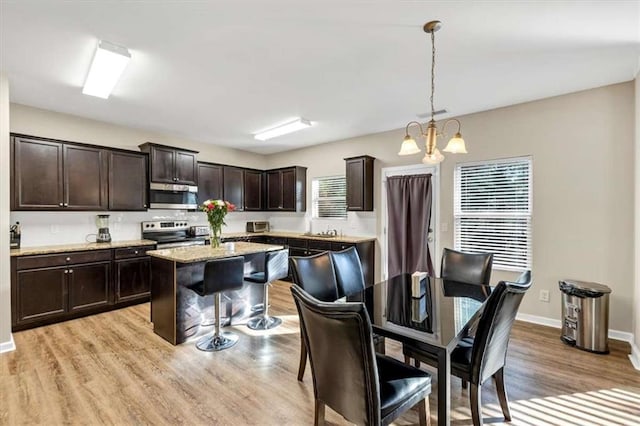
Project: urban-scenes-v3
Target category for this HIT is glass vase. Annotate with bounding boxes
[209,225,221,248]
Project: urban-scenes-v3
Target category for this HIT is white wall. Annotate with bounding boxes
[268,82,636,334]
[633,68,640,368]
[0,74,14,353]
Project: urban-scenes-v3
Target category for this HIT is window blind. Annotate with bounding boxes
[312,176,347,219]
[454,157,532,271]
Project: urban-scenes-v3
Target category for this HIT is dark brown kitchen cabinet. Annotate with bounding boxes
[266,166,307,212]
[139,143,198,185]
[108,150,148,210]
[11,135,108,210]
[345,155,375,211]
[197,162,223,203]
[114,247,151,303]
[223,166,244,211]
[244,169,263,211]
[11,249,112,329]
[68,262,111,312]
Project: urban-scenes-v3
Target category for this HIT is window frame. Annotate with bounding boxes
[312,175,348,220]
[453,156,532,272]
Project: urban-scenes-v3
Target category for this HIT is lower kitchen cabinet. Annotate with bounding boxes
[68,262,111,312]
[11,244,154,331]
[14,267,68,324]
[114,256,150,303]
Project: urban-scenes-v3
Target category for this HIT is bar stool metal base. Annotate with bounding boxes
[247,315,282,330]
[196,332,239,351]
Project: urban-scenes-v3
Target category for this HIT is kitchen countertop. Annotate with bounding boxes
[147,241,284,263]
[10,239,157,257]
[221,231,376,244]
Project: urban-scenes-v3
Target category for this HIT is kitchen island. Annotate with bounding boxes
[147,241,284,345]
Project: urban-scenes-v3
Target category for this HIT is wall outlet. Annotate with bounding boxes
[539,289,550,303]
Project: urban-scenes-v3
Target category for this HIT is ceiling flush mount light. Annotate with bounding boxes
[83,40,131,99]
[398,21,467,164]
[254,118,312,141]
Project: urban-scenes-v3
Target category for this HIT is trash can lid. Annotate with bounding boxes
[559,279,611,294]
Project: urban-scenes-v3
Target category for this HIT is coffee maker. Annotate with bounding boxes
[96,214,112,243]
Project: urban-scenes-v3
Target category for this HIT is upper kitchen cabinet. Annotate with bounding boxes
[138,143,198,185]
[11,135,108,211]
[108,150,148,210]
[345,155,374,211]
[197,162,223,203]
[266,166,307,212]
[223,166,244,211]
[244,169,263,211]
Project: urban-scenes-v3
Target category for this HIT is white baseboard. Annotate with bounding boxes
[0,334,15,354]
[630,342,640,371]
[516,313,634,343]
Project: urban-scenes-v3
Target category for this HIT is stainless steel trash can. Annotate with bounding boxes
[559,280,611,354]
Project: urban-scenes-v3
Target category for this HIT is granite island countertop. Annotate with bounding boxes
[147,241,284,263]
[220,231,376,244]
[10,239,157,257]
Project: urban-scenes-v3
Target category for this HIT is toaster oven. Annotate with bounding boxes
[246,221,270,233]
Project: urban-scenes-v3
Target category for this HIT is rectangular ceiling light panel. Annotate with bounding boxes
[254,118,312,141]
[83,40,131,99]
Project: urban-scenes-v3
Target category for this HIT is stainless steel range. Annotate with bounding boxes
[141,221,208,249]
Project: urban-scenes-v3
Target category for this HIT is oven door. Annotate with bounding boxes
[149,183,198,209]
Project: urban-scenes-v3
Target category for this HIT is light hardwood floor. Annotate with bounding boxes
[1,281,639,425]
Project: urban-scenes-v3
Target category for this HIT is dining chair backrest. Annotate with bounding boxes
[471,270,532,385]
[290,284,381,425]
[289,252,340,302]
[441,248,493,285]
[330,247,366,298]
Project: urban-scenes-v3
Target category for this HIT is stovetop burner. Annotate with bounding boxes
[142,220,207,248]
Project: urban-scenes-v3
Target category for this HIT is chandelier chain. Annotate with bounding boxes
[430,29,436,122]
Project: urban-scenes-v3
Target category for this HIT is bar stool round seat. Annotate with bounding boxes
[244,249,289,330]
[190,256,244,351]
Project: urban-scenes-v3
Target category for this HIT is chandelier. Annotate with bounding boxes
[398,20,467,164]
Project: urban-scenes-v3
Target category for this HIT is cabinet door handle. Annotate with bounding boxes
[69,269,73,273]
[59,203,63,207]
[66,257,71,261]
[63,203,68,207]
[134,250,139,255]
[143,204,147,208]
[64,270,68,274]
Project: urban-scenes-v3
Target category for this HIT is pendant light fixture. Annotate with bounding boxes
[398,21,467,164]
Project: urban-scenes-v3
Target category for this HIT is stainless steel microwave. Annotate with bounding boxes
[149,183,198,210]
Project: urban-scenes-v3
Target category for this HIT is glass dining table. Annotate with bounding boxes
[348,274,489,426]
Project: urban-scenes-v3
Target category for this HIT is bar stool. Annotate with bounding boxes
[244,249,289,330]
[190,256,244,351]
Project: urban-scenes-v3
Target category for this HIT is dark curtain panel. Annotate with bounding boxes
[386,174,434,277]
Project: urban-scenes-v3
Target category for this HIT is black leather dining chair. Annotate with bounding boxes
[403,270,532,426]
[291,284,432,426]
[441,248,493,285]
[290,252,340,381]
[331,247,386,354]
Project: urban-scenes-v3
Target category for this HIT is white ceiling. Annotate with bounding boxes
[1,1,639,154]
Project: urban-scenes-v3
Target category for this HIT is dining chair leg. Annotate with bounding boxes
[470,383,483,426]
[493,368,512,421]
[414,359,421,369]
[297,336,307,381]
[404,355,411,365]
[314,399,325,426]
[418,397,431,426]
[462,379,468,389]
